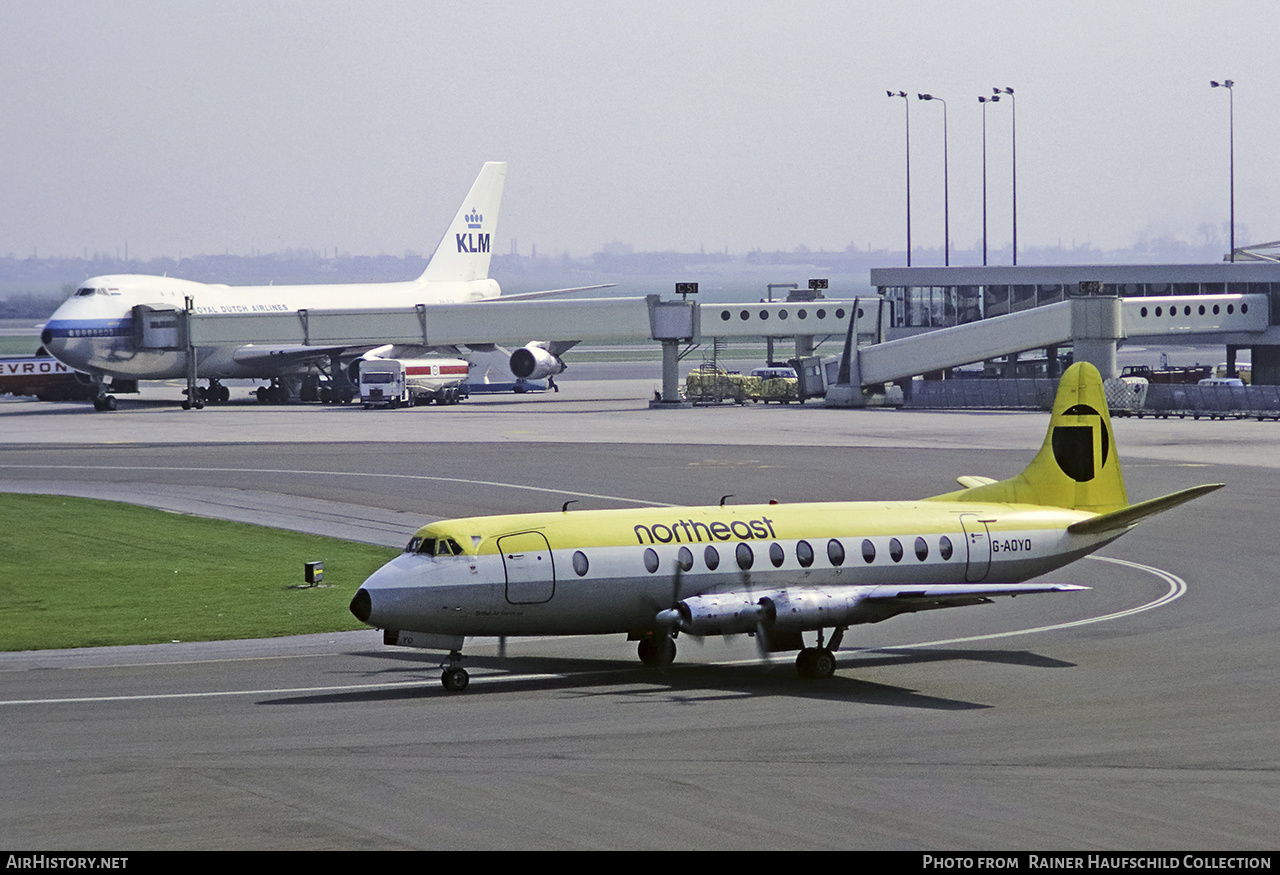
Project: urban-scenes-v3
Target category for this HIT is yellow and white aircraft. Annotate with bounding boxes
[351,363,1221,691]
[41,162,597,409]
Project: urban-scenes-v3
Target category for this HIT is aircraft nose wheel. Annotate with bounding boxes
[440,650,469,692]
[441,668,469,692]
[796,647,837,679]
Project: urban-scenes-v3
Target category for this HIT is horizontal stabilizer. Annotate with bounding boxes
[957,476,998,489]
[1067,483,1224,536]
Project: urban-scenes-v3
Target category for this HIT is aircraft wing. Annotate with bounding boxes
[855,582,1088,619]
[485,284,616,302]
[230,344,374,370]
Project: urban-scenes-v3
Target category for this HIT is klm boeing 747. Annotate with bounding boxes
[41,163,596,409]
[351,363,1222,691]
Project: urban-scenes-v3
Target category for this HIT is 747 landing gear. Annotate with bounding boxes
[87,375,117,411]
[440,649,469,692]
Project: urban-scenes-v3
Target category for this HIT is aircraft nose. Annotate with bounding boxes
[349,588,372,623]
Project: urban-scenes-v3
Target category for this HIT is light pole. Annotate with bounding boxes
[887,90,912,266]
[979,94,1000,266]
[1211,79,1235,261]
[993,86,1016,264]
[918,93,948,266]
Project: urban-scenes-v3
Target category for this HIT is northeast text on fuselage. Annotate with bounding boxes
[635,517,778,545]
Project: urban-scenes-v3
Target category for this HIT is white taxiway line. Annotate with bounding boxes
[0,464,674,507]
[845,555,1185,652]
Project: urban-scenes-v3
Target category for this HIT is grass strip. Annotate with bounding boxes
[0,493,399,651]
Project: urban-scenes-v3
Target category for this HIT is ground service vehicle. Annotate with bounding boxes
[358,357,469,408]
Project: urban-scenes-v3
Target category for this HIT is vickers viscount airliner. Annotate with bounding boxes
[350,363,1221,691]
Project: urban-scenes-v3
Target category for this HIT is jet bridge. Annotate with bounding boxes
[826,292,1269,406]
[179,294,866,406]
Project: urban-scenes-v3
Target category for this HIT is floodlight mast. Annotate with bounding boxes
[1210,80,1236,262]
[979,94,1001,266]
[992,87,1017,264]
[887,90,912,266]
[918,93,949,266]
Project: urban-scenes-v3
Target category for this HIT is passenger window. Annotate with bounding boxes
[769,543,784,568]
[704,545,720,571]
[736,543,754,570]
[828,539,845,567]
[677,546,693,572]
[914,537,928,561]
[939,536,954,560]
[796,540,814,568]
[861,539,876,563]
[643,548,659,573]
[889,538,904,563]
[572,550,589,577]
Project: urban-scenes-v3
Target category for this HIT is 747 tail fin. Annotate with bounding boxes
[419,162,508,284]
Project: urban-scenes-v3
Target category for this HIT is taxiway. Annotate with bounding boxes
[1,373,1276,849]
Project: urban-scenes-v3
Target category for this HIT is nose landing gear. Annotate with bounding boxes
[440,650,469,692]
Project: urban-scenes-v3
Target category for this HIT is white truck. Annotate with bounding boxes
[357,357,470,409]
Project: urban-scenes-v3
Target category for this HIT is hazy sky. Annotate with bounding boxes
[2,1,1276,263]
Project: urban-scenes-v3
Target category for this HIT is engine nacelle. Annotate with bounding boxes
[656,588,867,636]
[762,589,865,628]
[509,343,566,380]
[656,592,774,636]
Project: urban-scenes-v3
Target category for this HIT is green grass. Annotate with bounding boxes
[0,494,400,651]
[0,334,42,355]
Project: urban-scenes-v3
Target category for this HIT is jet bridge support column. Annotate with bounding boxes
[1070,293,1122,380]
[647,296,696,408]
[182,296,202,410]
[825,297,869,407]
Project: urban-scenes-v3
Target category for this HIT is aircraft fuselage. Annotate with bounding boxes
[41,273,499,381]
[355,499,1115,639]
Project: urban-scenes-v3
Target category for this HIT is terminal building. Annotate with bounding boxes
[869,263,1280,384]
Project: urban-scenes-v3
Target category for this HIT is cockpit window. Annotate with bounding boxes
[404,536,463,556]
[75,287,96,297]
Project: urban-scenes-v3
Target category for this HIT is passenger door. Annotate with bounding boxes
[960,514,993,582]
[498,531,556,604]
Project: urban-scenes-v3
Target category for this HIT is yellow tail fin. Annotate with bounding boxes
[928,362,1128,513]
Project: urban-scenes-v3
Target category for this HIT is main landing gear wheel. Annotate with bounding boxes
[637,635,677,668]
[795,647,837,679]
